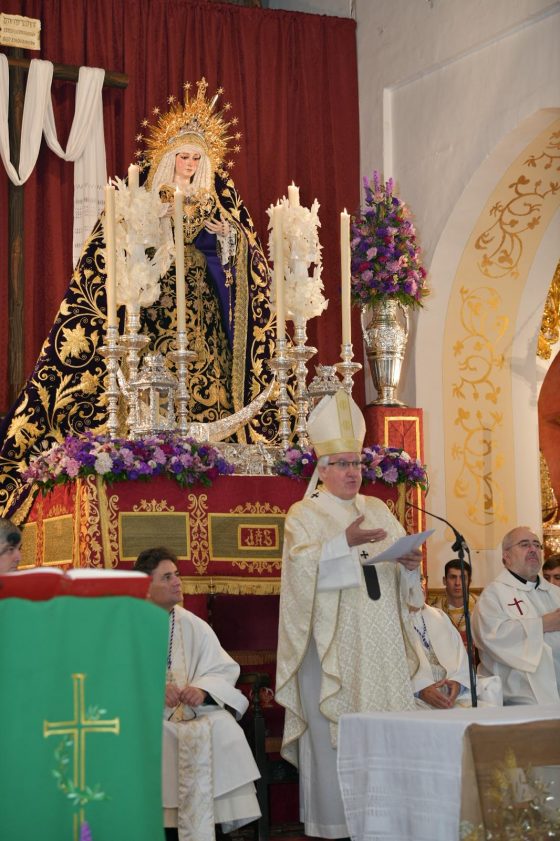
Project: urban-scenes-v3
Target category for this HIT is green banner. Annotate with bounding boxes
[0,596,168,841]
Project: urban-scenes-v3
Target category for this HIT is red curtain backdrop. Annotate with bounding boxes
[0,0,361,416]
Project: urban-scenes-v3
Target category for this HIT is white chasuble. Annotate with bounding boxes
[276,490,422,766]
[472,569,560,705]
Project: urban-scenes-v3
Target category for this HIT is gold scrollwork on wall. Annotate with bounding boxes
[538,259,560,359]
[450,286,509,522]
[451,287,508,403]
[445,120,560,536]
[452,408,508,527]
[450,286,509,526]
[475,131,560,279]
[186,493,210,575]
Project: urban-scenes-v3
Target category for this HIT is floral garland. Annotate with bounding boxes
[23,433,235,493]
[351,171,427,309]
[274,444,428,489]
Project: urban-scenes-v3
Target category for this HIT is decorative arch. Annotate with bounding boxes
[416,109,560,583]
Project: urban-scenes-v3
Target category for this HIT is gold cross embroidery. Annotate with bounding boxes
[44,673,120,840]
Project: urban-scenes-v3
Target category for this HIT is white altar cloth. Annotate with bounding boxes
[337,704,560,841]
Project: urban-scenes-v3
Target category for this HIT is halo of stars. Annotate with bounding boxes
[138,78,242,184]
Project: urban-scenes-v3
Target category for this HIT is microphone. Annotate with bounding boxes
[408,501,478,707]
[407,502,468,556]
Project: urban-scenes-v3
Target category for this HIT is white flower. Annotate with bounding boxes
[102,178,174,311]
[94,452,114,475]
[267,196,327,323]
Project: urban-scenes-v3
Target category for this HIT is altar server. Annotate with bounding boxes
[275,390,423,840]
[472,526,560,705]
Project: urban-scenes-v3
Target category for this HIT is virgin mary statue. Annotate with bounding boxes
[0,79,276,520]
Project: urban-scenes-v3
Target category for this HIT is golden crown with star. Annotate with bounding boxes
[136,78,242,185]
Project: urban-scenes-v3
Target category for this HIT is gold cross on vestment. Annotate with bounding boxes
[43,673,120,840]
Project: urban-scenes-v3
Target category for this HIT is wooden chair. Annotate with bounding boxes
[236,671,298,841]
[207,594,299,841]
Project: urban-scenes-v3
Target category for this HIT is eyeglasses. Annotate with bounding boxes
[505,539,543,551]
[327,460,363,470]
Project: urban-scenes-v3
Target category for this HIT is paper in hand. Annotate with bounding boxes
[363,529,435,564]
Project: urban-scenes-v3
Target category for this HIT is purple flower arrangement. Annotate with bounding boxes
[274,444,428,489]
[24,433,235,492]
[274,447,317,480]
[361,445,428,490]
[351,171,427,309]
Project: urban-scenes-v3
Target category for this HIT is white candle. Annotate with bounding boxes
[341,209,351,345]
[174,188,186,333]
[104,184,117,329]
[128,163,140,190]
[273,203,285,341]
[288,182,300,208]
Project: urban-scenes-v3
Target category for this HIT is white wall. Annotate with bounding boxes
[354,0,560,584]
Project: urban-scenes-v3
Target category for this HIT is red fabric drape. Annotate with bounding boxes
[0,0,361,415]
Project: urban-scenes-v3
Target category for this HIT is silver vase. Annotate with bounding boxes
[361,298,409,406]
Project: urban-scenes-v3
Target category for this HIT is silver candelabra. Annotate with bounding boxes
[335,342,362,394]
[269,337,292,450]
[288,318,316,447]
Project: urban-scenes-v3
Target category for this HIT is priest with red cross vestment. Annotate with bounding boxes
[472,525,560,705]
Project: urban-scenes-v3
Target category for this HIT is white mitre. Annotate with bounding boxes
[305,391,366,496]
[308,389,366,456]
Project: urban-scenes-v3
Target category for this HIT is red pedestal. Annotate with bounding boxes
[364,405,424,461]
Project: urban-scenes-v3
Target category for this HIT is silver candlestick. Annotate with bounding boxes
[99,325,124,439]
[288,318,316,447]
[269,337,292,450]
[169,330,197,435]
[335,342,362,394]
[119,308,150,431]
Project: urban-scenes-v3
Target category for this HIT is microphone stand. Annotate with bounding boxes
[409,503,477,708]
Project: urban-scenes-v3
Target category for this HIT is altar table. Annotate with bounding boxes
[337,705,560,841]
[21,474,422,594]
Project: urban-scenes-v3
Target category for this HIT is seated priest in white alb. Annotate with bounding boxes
[134,547,260,841]
[408,577,502,708]
[472,526,560,705]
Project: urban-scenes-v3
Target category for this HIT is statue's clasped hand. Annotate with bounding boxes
[205,217,230,237]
